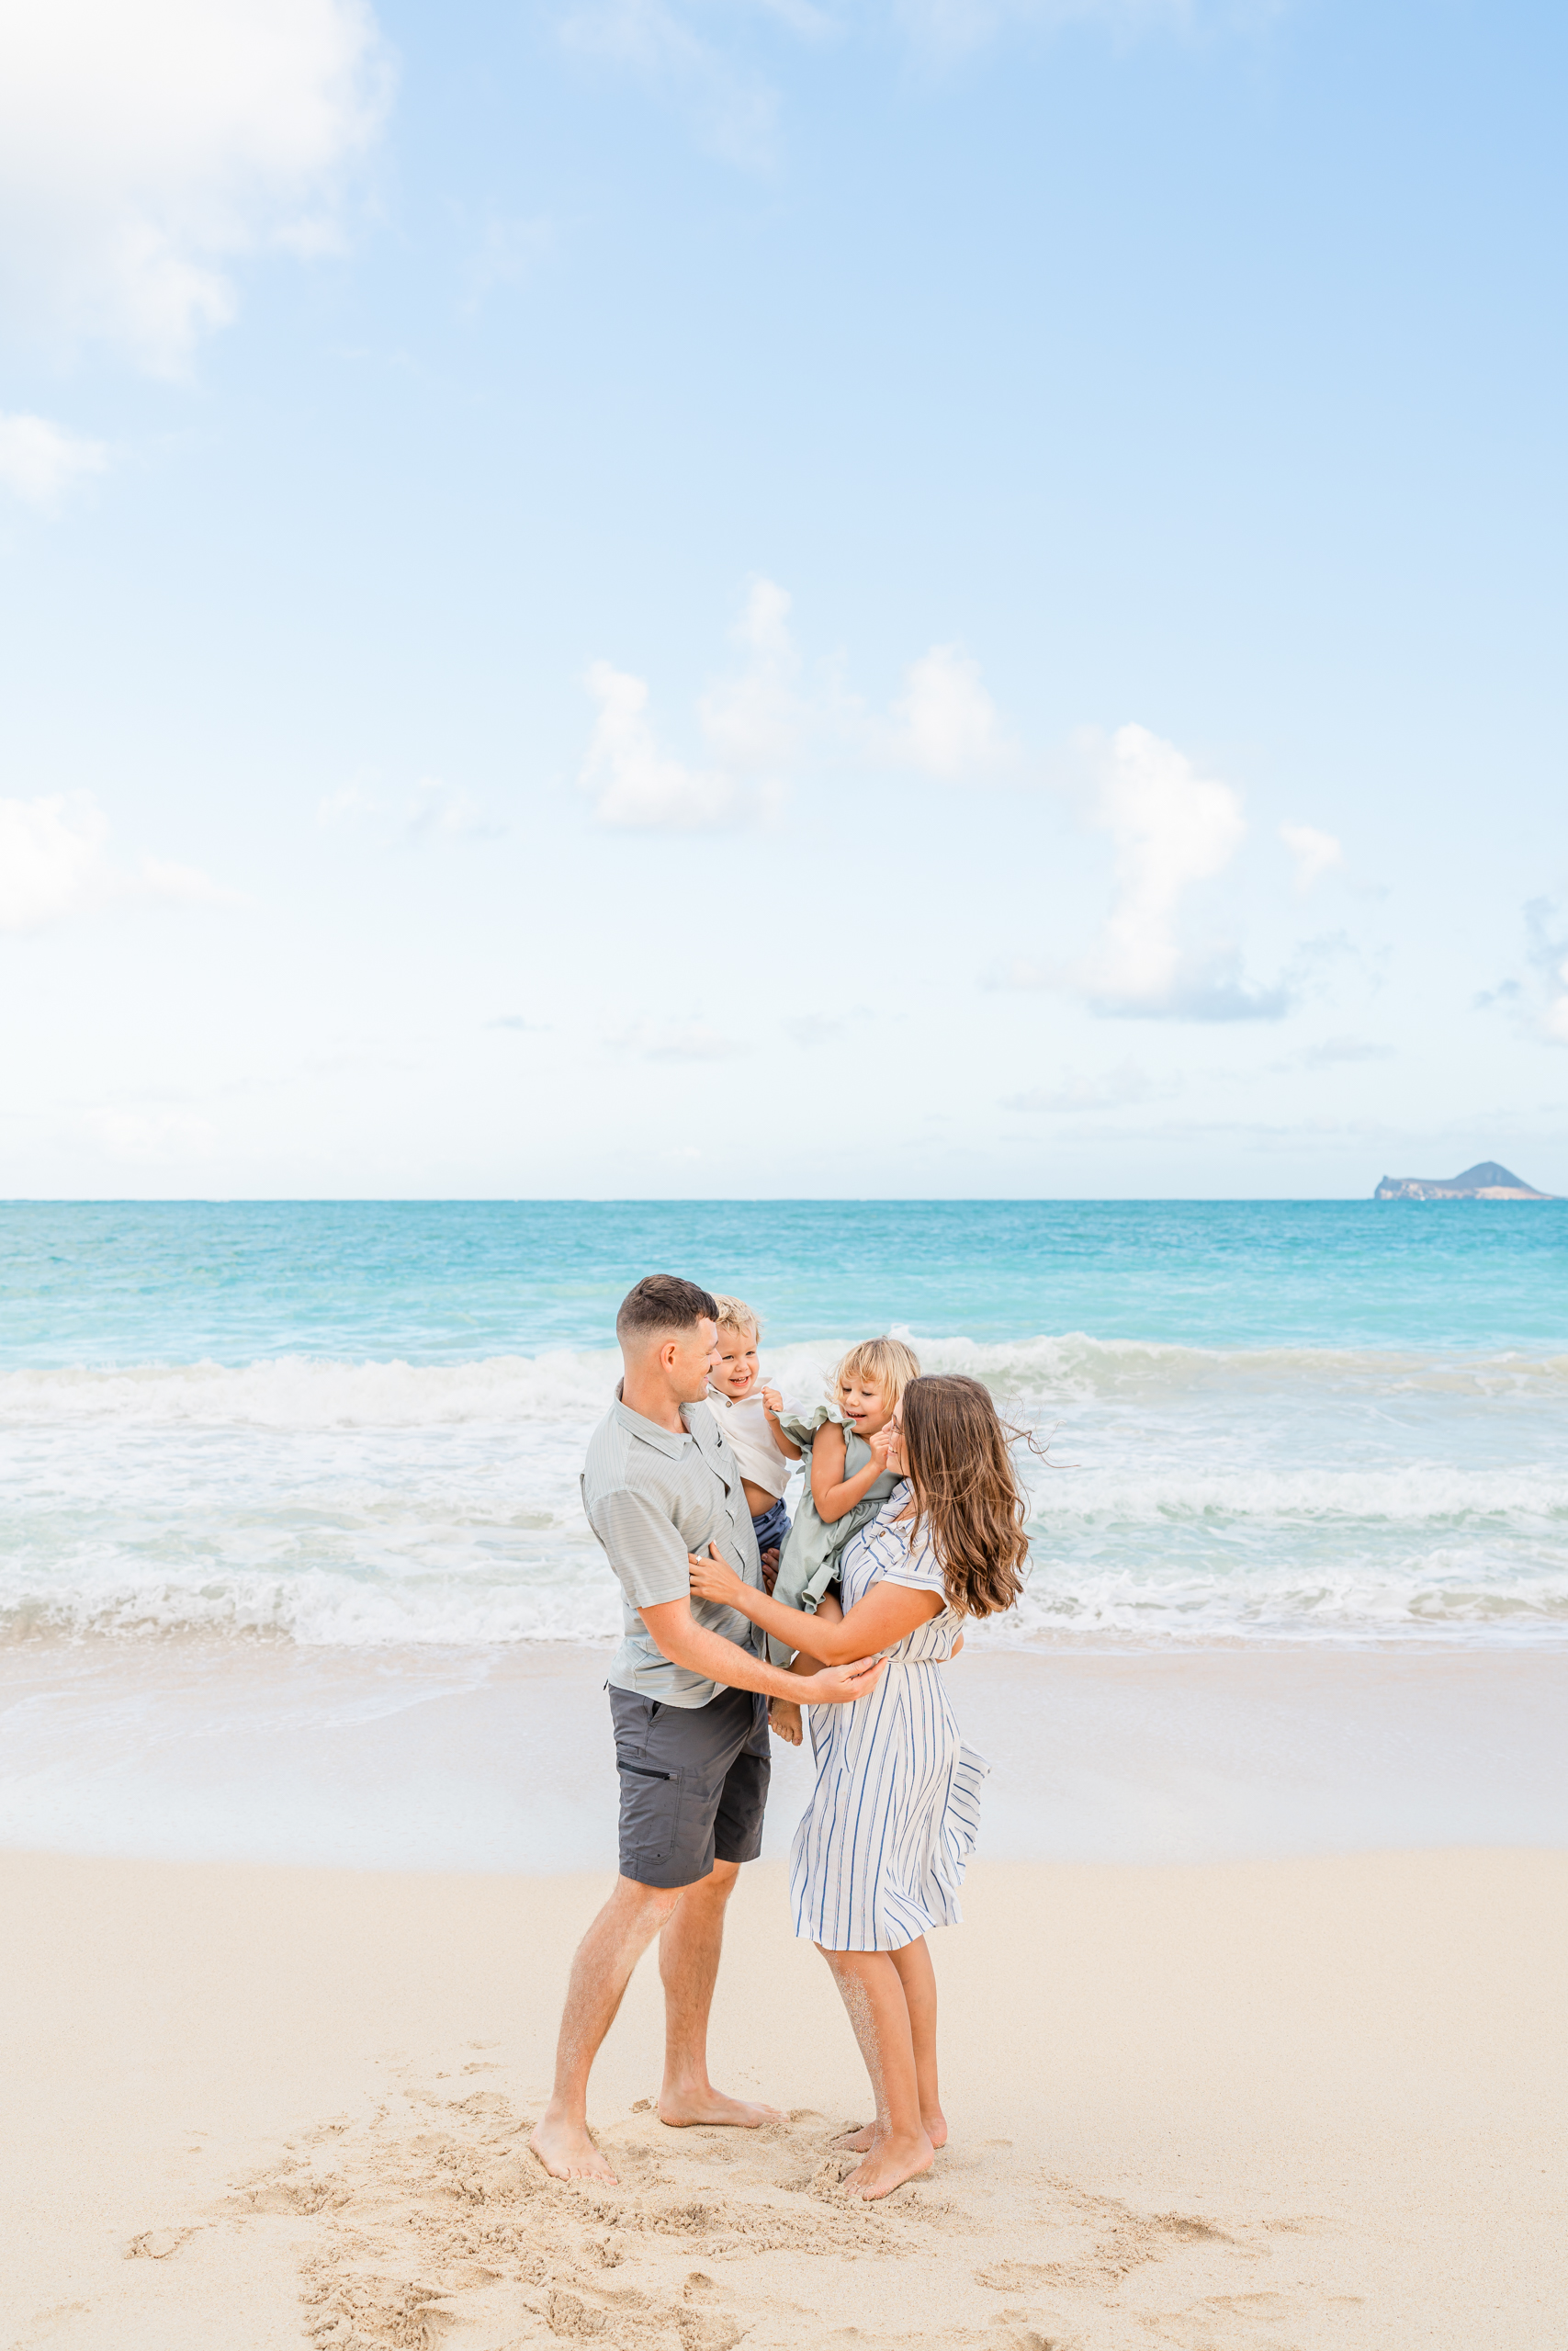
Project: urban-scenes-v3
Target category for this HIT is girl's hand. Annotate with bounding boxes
[689,1543,747,1609]
[868,1423,901,1474]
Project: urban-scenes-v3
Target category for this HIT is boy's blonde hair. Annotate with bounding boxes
[712,1294,761,1340]
[832,1335,920,1407]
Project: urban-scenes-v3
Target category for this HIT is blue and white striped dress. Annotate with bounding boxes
[789,1485,988,1952]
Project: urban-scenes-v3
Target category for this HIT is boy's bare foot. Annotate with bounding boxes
[528,2114,618,2183]
[839,2128,935,2199]
[832,2108,946,2153]
[769,1698,803,1746]
[658,2087,783,2129]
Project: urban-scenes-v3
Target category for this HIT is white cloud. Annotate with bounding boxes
[611,1020,747,1061]
[0,412,108,505]
[987,727,1289,1018]
[786,1012,847,1047]
[0,0,390,374]
[1505,899,1568,1048]
[406,779,502,839]
[891,0,1264,62]
[1004,1059,1156,1112]
[580,662,736,829]
[551,0,1274,155]
[1069,724,1287,1019]
[885,644,1016,779]
[557,0,785,167]
[1273,1034,1395,1071]
[1280,821,1344,895]
[0,793,224,931]
[579,577,800,830]
[698,578,801,774]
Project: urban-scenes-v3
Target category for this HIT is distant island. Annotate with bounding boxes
[1373,1161,1555,1202]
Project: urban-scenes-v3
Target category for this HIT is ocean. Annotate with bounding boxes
[6,1197,1568,1653]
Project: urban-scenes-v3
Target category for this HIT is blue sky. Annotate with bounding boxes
[1,0,1563,1197]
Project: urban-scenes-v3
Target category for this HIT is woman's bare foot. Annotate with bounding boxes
[769,1698,803,1746]
[659,2087,783,2129]
[528,2113,618,2183]
[832,2108,946,2154]
[839,2128,935,2199]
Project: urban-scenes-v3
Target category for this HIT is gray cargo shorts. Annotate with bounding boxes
[609,1683,771,1890]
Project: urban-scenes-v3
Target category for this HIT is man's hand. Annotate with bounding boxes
[760,1549,780,1595]
[800,1655,886,1705]
[689,1542,747,1609]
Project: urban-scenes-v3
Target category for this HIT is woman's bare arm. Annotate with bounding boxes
[689,1547,940,1662]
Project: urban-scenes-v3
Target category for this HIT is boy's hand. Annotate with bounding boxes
[688,1543,747,1608]
[802,1656,885,1705]
[761,1385,784,1416]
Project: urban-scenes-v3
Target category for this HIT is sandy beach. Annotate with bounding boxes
[6,1842,1564,2350]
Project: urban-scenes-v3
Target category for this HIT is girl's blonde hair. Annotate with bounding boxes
[712,1294,761,1339]
[832,1335,920,1408]
[899,1373,1030,1620]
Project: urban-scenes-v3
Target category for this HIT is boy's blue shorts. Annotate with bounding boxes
[750,1496,791,1563]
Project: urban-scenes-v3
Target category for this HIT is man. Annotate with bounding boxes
[529,1273,885,2184]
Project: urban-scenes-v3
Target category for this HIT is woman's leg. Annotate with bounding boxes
[832,1936,946,2153]
[818,1945,935,2198]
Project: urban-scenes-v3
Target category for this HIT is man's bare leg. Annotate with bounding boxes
[658,1859,782,2129]
[832,1937,946,2152]
[530,1874,683,2181]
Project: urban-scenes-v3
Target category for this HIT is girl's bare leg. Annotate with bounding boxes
[818,1945,935,2199]
[831,1935,945,2152]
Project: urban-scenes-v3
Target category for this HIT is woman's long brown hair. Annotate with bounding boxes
[897,1373,1030,1619]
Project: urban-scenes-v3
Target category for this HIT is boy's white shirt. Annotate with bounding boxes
[703,1386,795,1501]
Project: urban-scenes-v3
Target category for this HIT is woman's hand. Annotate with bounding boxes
[689,1543,749,1611]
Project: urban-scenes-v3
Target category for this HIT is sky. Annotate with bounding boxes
[0,0,1564,1200]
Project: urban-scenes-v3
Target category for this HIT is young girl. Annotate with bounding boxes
[703,1296,801,1581]
[689,1373,1030,2198]
[766,1336,921,1747]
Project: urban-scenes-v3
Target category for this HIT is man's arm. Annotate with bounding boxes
[639,1596,885,1705]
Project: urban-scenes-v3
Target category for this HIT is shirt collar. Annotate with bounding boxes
[612,1386,697,1460]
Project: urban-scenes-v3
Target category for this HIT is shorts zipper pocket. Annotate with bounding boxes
[618,1762,673,1780]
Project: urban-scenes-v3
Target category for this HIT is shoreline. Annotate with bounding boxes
[3,1638,1566,1872]
[5,1846,1564,2348]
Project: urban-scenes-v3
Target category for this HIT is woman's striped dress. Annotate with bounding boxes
[789,1485,988,1953]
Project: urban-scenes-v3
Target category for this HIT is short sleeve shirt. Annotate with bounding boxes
[582,1392,766,1709]
[837,1485,963,1664]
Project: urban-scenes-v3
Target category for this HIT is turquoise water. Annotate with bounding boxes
[3,1199,1567,1647]
[5,1198,1567,1362]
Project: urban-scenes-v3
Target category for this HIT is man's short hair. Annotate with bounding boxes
[615,1274,719,1350]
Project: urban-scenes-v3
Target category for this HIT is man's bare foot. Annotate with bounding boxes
[839,2127,935,2198]
[659,2086,784,2129]
[528,2113,618,2183]
[769,1698,803,1746]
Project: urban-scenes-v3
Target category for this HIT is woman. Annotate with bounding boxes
[689,1372,1029,2198]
